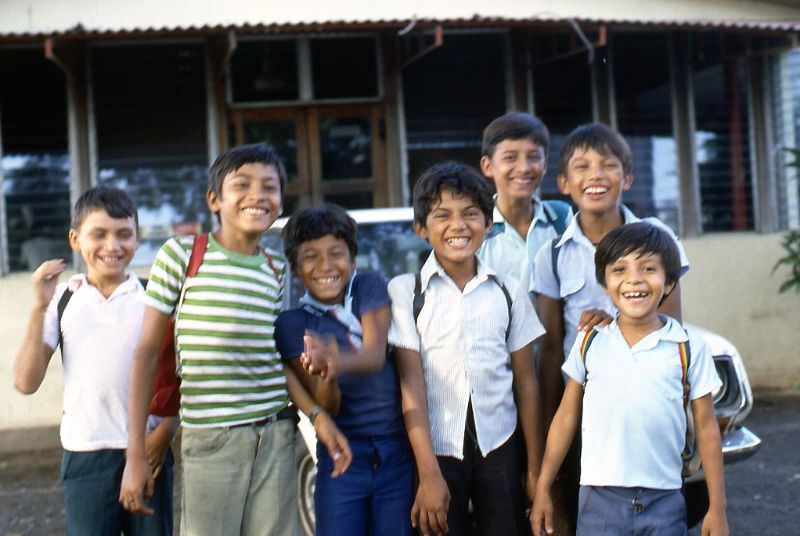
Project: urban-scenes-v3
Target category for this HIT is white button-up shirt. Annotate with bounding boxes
[531,206,690,358]
[562,317,721,489]
[477,196,572,296]
[388,252,545,459]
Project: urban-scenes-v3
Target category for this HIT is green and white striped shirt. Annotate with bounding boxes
[145,234,289,428]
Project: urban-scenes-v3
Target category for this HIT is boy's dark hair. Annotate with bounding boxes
[208,142,288,198]
[558,123,633,177]
[282,203,358,271]
[413,161,493,227]
[595,222,682,289]
[72,186,139,232]
[481,112,550,157]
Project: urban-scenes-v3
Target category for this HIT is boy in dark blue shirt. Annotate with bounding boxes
[275,204,413,536]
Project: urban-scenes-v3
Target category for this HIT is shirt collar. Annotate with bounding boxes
[419,250,493,291]
[557,204,636,249]
[69,272,141,297]
[491,195,544,224]
[603,315,688,350]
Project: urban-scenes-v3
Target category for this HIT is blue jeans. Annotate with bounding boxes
[577,486,687,536]
[315,435,414,536]
[61,448,173,536]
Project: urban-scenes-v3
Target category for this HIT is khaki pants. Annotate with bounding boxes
[180,418,298,536]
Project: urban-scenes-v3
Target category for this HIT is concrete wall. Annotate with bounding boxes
[1,232,798,449]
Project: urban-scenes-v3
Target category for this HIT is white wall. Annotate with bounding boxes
[1,232,798,449]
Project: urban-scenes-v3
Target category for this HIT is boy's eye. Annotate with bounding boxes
[464,209,480,218]
[611,266,625,274]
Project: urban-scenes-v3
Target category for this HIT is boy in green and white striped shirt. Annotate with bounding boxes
[121,143,350,535]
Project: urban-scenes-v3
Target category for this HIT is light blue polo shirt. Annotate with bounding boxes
[477,196,572,297]
[562,317,721,489]
[531,205,690,358]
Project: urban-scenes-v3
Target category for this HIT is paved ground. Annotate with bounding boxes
[1,393,797,535]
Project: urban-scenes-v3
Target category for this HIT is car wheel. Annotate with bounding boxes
[683,481,709,528]
[296,438,317,536]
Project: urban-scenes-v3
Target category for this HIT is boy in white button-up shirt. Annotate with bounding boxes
[389,161,545,536]
[532,222,727,536]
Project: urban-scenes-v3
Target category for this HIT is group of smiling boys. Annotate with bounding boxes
[14,112,728,536]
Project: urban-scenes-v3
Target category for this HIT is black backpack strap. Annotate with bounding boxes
[542,200,571,236]
[487,274,513,342]
[412,271,424,324]
[56,288,74,351]
[550,236,562,290]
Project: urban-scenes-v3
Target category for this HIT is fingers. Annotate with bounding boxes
[432,509,449,535]
[410,499,420,529]
[33,259,66,280]
[329,432,352,477]
[544,505,554,535]
[576,308,612,332]
[119,487,155,516]
[418,508,431,536]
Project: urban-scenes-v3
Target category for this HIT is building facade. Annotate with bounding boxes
[2,0,800,438]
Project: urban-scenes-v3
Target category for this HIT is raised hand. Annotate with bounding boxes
[31,259,66,309]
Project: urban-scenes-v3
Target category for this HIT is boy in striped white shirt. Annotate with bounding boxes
[389,161,546,536]
[121,143,349,535]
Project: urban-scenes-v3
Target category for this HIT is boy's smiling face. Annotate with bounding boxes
[296,234,355,305]
[558,146,632,216]
[417,188,491,275]
[207,162,282,239]
[604,250,674,324]
[68,209,139,287]
[481,138,546,203]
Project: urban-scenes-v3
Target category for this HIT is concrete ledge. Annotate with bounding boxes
[0,426,60,454]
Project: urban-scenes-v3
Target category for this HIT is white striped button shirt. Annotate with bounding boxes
[388,252,545,460]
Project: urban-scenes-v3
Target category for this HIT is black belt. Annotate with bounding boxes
[228,406,298,429]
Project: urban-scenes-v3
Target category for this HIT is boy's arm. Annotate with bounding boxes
[658,280,683,323]
[288,354,341,415]
[284,364,351,477]
[693,393,729,536]
[119,306,170,515]
[394,346,450,536]
[144,416,178,476]
[511,342,544,504]
[13,259,65,394]
[305,304,391,377]
[531,379,583,536]
[536,294,566,430]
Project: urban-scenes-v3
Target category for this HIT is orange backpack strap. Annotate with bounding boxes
[258,245,283,284]
[187,233,208,277]
[579,328,599,387]
[678,339,692,411]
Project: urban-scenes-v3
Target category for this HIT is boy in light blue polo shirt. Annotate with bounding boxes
[531,222,727,536]
[477,112,571,291]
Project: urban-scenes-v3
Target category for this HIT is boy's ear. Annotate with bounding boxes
[414,222,429,241]
[622,173,634,192]
[557,174,570,195]
[68,228,80,252]
[479,155,494,180]
[206,189,220,213]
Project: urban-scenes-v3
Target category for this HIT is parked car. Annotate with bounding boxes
[264,207,762,535]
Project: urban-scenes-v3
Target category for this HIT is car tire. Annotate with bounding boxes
[684,481,709,528]
[296,437,317,536]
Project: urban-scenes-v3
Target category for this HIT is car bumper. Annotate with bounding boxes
[721,426,761,463]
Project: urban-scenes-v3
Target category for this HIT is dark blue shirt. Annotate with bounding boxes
[275,272,403,438]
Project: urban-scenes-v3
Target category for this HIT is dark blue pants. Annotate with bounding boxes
[577,486,687,536]
[315,435,414,536]
[61,448,173,536]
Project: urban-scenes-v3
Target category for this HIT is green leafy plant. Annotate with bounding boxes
[774,229,800,294]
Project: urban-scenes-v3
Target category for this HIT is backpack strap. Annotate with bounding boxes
[486,274,513,343]
[542,200,571,236]
[678,335,693,457]
[578,328,600,388]
[258,245,283,284]
[56,288,74,351]
[550,236,562,290]
[412,271,424,324]
[187,233,208,278]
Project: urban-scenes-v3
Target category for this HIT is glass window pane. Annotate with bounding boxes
[532,40,593,199]
[244,119,299,183]
[93,43,208,267]
[613,33,679,232]
[324,191,373,209]
[692,37,754,232]
[320,117,372,180]
[311,37,378,100]
[0,49,71,272]
[770,50,800,230]
[231,40,299,102]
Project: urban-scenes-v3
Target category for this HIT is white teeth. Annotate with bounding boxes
[242,208,266,215]
[585,186,608,194]
[315,276,340,284]
[445,237,469,246]
[623,291,648,298]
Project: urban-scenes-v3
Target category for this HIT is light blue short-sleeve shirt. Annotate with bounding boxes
[562,317,721,489]
[531,206,690,358]
[477,196,572,295]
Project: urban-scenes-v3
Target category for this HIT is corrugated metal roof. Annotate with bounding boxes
[1,0,799,39]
